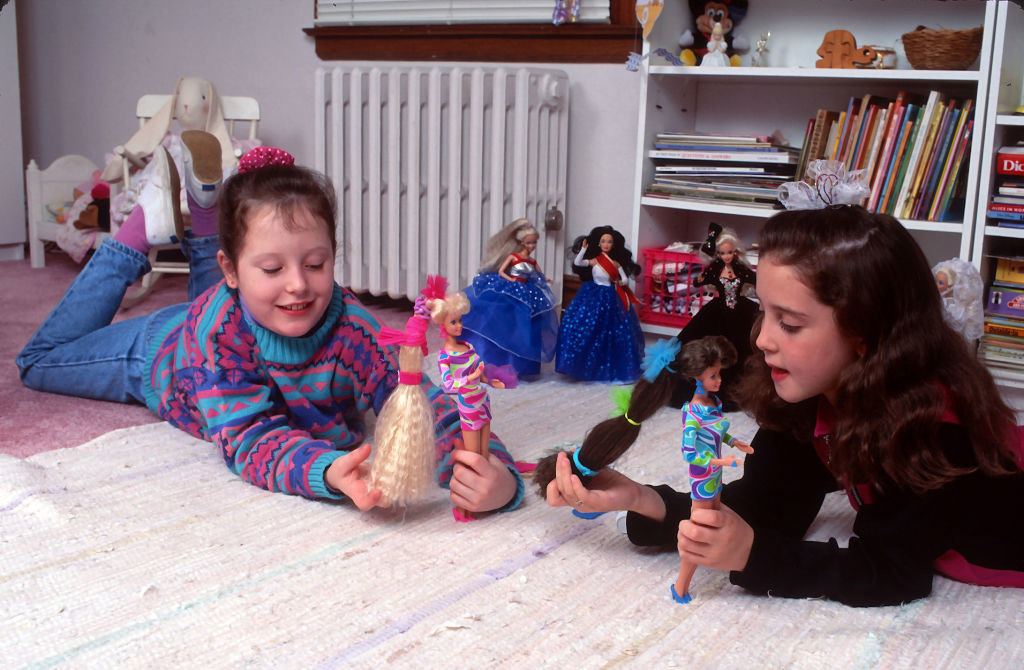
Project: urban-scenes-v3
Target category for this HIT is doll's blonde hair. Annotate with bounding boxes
[478,218,539,273]
[370,343,435,507]
[428,291,471,323]
[700,226,749,266]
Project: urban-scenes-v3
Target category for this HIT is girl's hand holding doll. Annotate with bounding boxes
[677,503,753,572]
[450,448,518,512]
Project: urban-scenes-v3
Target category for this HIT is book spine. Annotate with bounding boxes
[985,322,1024,338]
[988,203,1024,214]
[905,101,954,219]
[989,209,1024,221]
[937,120,974,221]
[867,101,905,211]
[917,101,968,220]
[894,90,941,217]
[648,150,796,164]
[883,115,921,215]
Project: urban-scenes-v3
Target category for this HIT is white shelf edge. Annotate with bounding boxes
[640,196,777,218]
[640,322,682,337]
[987,364,1024,390]
[640,195,965,233]
[996,114,1024,126]
[646,65,984,83]
[984,225,1024,240]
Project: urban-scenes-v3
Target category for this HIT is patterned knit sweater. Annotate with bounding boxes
[143,281,524,507]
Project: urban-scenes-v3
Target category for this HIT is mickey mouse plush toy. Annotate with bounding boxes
[678,0,749,66]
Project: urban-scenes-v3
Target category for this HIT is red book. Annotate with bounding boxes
[867,93,907,211]
[990,203,1024,214]
[997,146,1024,176]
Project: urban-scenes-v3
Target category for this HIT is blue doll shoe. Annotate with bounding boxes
[572,509,606,519]
[670,584,692,604]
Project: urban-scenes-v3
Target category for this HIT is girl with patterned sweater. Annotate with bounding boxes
[17,138,523,514]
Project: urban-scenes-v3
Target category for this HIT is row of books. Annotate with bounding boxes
[794,90,975,222]
[980,257,1024,374]
[644,131,797,208]
[987,145,1024,229]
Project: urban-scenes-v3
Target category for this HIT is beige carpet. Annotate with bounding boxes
[2,372,1023,669]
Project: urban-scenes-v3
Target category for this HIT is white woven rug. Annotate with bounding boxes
[2,375,1022,669]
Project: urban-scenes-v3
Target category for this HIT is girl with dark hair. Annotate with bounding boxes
[18,137,524,516]
[555,225,644,383]
[544,203,1024,606]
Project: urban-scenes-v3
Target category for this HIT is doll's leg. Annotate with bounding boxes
[461,427,481,457]
[672,497,719,603]
[16,238,178,403]
[479,422,491,459]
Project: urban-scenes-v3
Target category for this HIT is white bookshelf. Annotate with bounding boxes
[629,0,1001,299]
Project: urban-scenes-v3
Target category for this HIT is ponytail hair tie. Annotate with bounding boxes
[624,412,641,427]
[398,371,422,385]
[238,146,296,173]
[642,338,682,383]
[571,447,599,477]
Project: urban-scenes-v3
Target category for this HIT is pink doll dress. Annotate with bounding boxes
[437,345,492,431]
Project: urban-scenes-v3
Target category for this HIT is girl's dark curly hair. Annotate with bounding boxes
[735,206,1020,494]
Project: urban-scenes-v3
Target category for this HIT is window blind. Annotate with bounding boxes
[314,1,612,25]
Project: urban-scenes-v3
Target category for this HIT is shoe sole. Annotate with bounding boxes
[161,147,185,242]
[181,130,222,184]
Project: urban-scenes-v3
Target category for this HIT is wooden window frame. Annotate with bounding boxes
[305,0,637,63]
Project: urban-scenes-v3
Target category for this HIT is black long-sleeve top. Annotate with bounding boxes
[626,424,1024,607]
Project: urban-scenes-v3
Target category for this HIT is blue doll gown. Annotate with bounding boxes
[461,255,558,377]
[555,279,644,383]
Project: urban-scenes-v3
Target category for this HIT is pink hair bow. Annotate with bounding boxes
[238,146,295,173]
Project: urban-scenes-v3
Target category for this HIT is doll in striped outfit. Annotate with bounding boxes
[428,284,509,520]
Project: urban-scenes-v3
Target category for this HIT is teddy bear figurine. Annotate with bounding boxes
[678,0,750,67]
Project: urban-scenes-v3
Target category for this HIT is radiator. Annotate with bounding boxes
[314,65,569,302]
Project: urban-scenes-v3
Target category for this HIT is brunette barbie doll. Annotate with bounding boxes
[669,223,757,409]
[429,284,508,521]
[555,226,644,383]
[671,336,753,604]
[461,218,558,377]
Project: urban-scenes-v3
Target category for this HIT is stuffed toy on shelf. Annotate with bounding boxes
[678,0,749,67]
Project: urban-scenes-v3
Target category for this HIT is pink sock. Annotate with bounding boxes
[113,206,151,254]
[187,193,219,238]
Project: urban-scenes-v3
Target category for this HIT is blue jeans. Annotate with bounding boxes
[16,234,222,404]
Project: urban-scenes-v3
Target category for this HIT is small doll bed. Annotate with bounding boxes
[26,87,260,307]
[25,154,113,269]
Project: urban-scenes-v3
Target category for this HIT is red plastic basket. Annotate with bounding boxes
[638,247,711,328]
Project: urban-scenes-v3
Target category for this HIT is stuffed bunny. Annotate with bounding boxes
[100,76,236,183]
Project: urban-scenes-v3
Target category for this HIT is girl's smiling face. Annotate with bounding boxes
[754,256,861,404]
[217,203,335,338]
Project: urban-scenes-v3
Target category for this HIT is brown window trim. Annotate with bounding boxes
[304,0,638,63]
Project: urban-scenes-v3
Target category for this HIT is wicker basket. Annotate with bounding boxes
[901,25,983,70]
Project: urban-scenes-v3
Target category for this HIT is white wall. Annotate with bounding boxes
[16,0,639,251]
[1,1,25,259]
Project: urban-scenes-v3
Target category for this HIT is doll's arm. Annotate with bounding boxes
[436,356,458,393]
[497,254,517,282]
[682,415,710,466]
[573,246,589,268]
[724,432,755,454]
